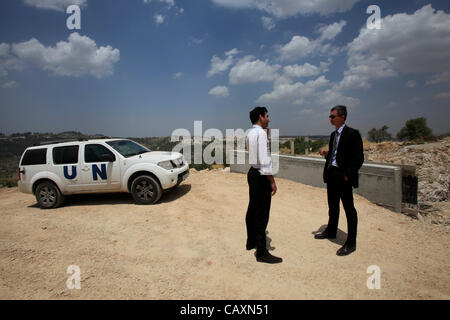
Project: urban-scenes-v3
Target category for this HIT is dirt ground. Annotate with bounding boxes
[0,169,449,299]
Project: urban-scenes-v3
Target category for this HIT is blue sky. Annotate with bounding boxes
[1,0,449,137]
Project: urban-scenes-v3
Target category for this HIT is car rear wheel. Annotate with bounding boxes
[35,181,65,209]
[131,175,162,205]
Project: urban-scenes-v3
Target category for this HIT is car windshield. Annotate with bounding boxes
[106,140,150,158]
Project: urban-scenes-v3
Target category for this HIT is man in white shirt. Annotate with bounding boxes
[245,106,282,264]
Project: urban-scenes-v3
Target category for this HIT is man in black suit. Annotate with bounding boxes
[316,105,364,256]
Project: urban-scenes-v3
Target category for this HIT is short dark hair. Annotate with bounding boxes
[249,106,268,124]
[331,105,347,120]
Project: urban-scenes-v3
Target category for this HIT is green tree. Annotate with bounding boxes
[282,137,327,154]
[367,125,392,143]
[397,117,432,141]
[294,137,307,154]
[310,139,327,152]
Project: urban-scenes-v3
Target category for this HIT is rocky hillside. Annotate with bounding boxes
[366,137,449,225]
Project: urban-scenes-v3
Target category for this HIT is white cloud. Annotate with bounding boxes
[229,56,280,85]
[225,48,240,56]
[144,0,175,8]
[257,81,303,104]
[189,36,205,45]
[163,0,175,7]
[262,16,275,30]
[279,21,346,61]
[350,5,450,72]
[317,20,347,41]
[0,43,25,78]
[434,92,450,100]
[279,35,314,61]
[427,71,450,85]
[0,44,9,57]
[256,63,360,110]
[145,0,182,23]
[336,56,396,90]
[154,14,165,24]
[24,0,87,11]
[257,75,330,104]
[319,59,332,73]
[283,63,321,79]
[209,86,229,98]
[317,89,360,109]
[173,72,183,79]
[339,5,450,91]
[10,32,120,78]
[406,80,417,88]
[210,0,359,18]
[209,0,254,9]
[2,81,18,89]
[207,49,239,77]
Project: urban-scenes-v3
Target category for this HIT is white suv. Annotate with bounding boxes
[18,138,189,209]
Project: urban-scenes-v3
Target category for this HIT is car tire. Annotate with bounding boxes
[131,175,162,205]
[35,181,65,209]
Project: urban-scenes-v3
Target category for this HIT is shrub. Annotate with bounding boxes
[368,125,392,142]
[397,117,432,141]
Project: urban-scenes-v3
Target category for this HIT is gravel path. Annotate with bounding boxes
[0,169,449,299]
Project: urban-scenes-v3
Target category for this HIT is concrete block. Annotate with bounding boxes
[230,151,404,212]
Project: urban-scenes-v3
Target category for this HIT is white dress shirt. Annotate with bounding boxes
[331,124,345,168]
[247,124,273,175]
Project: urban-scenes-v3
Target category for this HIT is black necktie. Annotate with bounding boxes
[328,131,339,169]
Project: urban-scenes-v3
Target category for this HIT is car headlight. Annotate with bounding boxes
[173,157,184,167]
[158,160,175,170]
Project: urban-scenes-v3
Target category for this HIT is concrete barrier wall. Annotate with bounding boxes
[229,151,402,212]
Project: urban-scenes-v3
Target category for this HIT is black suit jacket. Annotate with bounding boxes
[323,125,364,188]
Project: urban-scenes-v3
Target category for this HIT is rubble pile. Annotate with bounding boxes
[367,138,449,203]
[366,137,449,225]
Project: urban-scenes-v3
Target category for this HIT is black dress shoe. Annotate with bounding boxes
[336,244,356,256]
[314,232,336,239]
[256,251,283,264]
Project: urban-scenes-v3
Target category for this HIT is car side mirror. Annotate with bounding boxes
[99,153,115,162]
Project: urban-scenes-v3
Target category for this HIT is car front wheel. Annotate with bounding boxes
[131,175,162,205]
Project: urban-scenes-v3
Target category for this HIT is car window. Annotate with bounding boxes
[53,145,79,165]
[21,148,47,166]
[106,140,150,158]
[84,144,115,163]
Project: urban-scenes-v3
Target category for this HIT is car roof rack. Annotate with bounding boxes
[37,138,89,146]
[32,136,115,147]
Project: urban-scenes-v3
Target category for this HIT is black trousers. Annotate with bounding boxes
[246,167,271,255]
[325,166,358,246]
